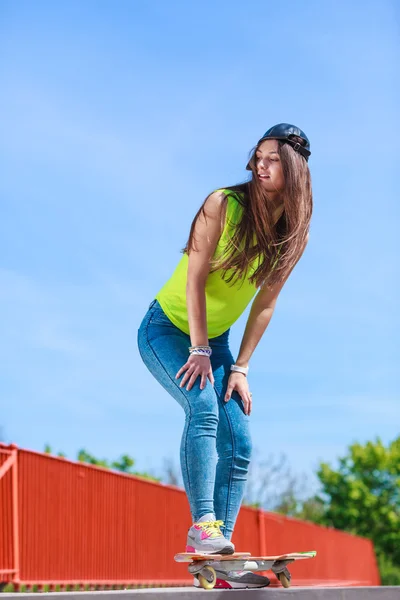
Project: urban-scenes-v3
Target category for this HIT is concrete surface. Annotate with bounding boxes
[2,587,399,599]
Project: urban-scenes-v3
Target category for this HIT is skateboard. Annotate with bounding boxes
[174,550,317,589]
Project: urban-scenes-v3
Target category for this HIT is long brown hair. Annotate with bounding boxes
[184,138,313,288]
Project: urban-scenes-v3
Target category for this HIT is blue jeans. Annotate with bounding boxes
[137,300,252,540]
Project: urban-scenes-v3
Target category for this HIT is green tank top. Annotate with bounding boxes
[156,189,260,338]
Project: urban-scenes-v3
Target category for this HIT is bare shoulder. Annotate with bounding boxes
[202,190,227,218]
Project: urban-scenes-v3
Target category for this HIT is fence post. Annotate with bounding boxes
[258,509,267,556]
[0,444,19,585]
[11,445,20,584]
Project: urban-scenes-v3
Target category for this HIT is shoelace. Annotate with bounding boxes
[196,520,224,538]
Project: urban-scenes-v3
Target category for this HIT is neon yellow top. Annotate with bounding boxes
[155,189,261,338]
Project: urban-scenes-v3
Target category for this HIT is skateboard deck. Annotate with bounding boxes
[175,551,251,562]
[175,550,315,562]
[174,550,317,590]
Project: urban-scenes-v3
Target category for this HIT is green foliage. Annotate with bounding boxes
[316,437,400,557]
[77,449,109,468]
[111,454,135,473]
[44,445,160,482]
[44,444,66,458]
[378,555,400,586]
[315,436,400,576]
[247,437,400,585]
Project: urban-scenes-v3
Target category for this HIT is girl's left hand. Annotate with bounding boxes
[224,372,252,416]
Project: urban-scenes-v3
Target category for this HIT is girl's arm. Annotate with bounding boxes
[225,235,309,414]
[186,192,225,346]
[235,278,285,369]
[175,191,226,391]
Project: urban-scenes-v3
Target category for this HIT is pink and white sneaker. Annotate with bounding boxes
[186,513,234,555]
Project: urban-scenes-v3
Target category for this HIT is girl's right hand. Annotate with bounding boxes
[175,355,214,391]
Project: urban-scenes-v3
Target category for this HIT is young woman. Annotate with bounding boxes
[138,123,312,589]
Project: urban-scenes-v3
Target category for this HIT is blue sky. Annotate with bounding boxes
[1,0,398,498]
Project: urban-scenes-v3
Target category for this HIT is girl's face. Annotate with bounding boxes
[255,139,285,195]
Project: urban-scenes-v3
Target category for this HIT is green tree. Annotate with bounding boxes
[77,448,109,468]
[315,437,400,569]
[111,454,135,473]
[44,445,160,482]
[44,444,66,458]
[377,555,400,586]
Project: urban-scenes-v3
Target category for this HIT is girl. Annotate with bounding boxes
[137,123,312,589]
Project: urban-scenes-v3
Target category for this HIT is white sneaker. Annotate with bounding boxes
[186,513,235,555]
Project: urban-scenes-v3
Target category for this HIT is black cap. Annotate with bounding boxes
[246,123,311,169]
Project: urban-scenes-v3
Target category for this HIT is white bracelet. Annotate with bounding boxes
[190,349,212,357]
[189,346,212,357]
[230,364,249,376]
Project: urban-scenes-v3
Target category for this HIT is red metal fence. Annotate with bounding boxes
[0,443,380,588]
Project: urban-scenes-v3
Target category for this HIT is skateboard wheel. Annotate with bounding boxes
[277,572,291,588]
[198,566,217,590]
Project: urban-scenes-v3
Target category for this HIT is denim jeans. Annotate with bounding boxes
[137,300,252,540]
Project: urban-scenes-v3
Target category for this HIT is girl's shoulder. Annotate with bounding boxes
[213,188,247,231]
[214,187,246,211]
[215,187,246,200]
